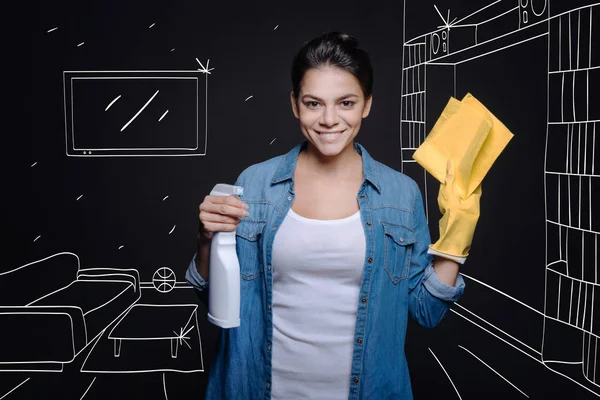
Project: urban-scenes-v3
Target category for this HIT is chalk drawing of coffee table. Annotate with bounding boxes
[108,303,198,358]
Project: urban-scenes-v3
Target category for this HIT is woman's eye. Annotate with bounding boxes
[341,101,355,107]
[305,101,320,108]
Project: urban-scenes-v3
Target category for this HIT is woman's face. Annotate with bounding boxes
[290,65,372,158]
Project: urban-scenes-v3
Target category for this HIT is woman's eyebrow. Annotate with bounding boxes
[301,94,360,101]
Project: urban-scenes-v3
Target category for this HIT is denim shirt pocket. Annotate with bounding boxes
[235,219,267,280]
[381,222,417,284]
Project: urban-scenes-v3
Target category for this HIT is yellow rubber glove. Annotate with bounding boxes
[429,160,482,260]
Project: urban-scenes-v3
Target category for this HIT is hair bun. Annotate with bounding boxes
[327,31,359,47]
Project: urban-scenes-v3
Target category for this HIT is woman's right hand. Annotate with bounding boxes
[198,194,249,241]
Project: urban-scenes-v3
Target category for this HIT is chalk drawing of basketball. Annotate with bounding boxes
[152,267,176,293]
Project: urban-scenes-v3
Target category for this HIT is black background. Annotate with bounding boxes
[3,0,598,398]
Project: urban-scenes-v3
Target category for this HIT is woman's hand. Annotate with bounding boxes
[429,160,482,260]
[198,194,249,242]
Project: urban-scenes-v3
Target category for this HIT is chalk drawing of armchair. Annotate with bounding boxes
[0,252,140,371]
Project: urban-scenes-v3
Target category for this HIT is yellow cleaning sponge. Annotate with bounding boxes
[413,93,514,199]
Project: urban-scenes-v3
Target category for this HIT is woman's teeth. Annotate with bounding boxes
[318,130,344,142]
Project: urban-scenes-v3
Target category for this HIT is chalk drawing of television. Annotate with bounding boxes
[63,70,207,157]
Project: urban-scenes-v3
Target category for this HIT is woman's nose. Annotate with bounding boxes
[320,106,339,126]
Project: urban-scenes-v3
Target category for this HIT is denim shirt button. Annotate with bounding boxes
[267,345,271,351]
[287,196,292,201]
[399,237,404,242]
[357,338,363,344]
[267,304,272,309]
[268,265,272,270]
[367,257,373,263]
[353,377,359,384]
[366,221,371,226]
[266,382,271,388]
[361,297,367,303]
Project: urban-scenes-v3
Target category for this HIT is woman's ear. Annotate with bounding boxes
[362,95,373,118]
[290,90,300,119]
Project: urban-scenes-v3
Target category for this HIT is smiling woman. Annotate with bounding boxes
[186,31,469,400]
[291,66,371,149]
[290,32,373,161]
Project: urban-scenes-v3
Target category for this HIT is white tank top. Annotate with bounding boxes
[270,207,366,400]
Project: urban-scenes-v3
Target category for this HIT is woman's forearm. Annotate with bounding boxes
[195,234,212,281]
[433,256,460,287]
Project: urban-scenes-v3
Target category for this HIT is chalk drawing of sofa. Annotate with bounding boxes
[0,252,140,371]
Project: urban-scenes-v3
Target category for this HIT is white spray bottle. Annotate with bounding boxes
[207,183,244,328]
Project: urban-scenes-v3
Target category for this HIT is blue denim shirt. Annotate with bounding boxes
[186,141,465,399]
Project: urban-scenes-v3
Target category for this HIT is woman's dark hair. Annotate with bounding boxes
[291,31,373,100]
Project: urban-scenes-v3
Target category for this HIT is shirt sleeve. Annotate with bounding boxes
[185,253,209,291]
[422,263,465,302]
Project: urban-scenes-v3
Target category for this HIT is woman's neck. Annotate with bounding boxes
[299,141,362,180]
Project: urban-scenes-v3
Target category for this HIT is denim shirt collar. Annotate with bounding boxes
[270,140,381,193]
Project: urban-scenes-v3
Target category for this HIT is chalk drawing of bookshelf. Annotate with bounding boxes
[400,0,599,395]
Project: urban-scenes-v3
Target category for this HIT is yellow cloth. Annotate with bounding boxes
[413,93,514,199]
[412,93,514,258]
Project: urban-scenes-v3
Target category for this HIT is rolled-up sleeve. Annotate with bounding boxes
[185,253,208,291]
[422,263,465,302]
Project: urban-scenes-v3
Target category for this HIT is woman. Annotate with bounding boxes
[186,31,469,400]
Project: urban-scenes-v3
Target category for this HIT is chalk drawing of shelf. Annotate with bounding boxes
[400,0,599,395]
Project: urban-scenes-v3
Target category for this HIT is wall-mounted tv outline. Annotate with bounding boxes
[63,70,208,157]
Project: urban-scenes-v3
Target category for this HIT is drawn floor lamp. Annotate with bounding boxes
[400,0,598,393]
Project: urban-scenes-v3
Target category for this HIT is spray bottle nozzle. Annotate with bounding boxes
[210,183,244,197]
